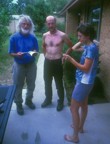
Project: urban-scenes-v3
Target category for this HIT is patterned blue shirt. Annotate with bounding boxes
[8,32,39,64]
[76,43,99,84]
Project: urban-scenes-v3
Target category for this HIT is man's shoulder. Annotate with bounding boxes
[29,33,36,39]
[11,32,19,36]
[57,30,66,37]
[43,31,50,36]
[10,32,20,40]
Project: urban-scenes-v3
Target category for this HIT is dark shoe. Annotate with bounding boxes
[16,104,24,115]
[57,102,64,111]
[41,100,52,108]
[25,101,36,109]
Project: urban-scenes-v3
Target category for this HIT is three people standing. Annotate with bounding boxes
[9,14,99,143]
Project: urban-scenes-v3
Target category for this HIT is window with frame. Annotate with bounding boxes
[87,1,102,40]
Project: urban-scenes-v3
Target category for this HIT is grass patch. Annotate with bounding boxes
[0,38,12,74]
[36,32,43,53]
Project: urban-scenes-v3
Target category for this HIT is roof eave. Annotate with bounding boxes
[59,0,79,15]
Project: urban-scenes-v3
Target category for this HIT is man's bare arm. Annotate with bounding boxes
[63,34,73,54]
[42,35,46,55]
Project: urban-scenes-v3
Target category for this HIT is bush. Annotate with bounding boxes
[57,23,65,32]
[63,35,81,84]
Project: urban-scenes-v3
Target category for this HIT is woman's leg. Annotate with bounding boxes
[70,97,88,133]
[70,98,80,141]
[79,97,88,133]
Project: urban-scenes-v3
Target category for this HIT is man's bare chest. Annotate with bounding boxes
[45,35,63,47]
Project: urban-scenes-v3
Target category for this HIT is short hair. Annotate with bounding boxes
[16,15,35,34]
[77,23,96,41]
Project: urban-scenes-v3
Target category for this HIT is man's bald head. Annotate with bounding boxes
[46,15,56,23]
[45,15,57,33]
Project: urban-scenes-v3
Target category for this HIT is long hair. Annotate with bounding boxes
[16,15,35,34]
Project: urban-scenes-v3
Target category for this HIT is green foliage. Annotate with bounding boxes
[12,0,51,32]
[36,33,43,53]
[63,52,81,84]
[0,27,9,48]
[63,35,82,84]
[57,23,65,32]
[25,0,50,32]
[63,35,80,105]
[0,1,11,51]
[12,0,70,32]
[63,34,78,53]
[8,2,18,15]
[46,0,71,13]
[0,38,11,74]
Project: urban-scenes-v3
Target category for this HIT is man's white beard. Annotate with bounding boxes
[21,28,30,34]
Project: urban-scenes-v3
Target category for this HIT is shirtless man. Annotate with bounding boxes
[41,15,73,111]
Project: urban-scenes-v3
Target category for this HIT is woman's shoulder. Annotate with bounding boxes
[87,43,98,51]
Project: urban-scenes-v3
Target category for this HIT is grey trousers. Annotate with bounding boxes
[13,62,37,105]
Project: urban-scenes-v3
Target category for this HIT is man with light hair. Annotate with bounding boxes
[8,15,39,115]
[41,15,73,111]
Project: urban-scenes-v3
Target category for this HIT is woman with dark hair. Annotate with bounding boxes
[63,23,99,143]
